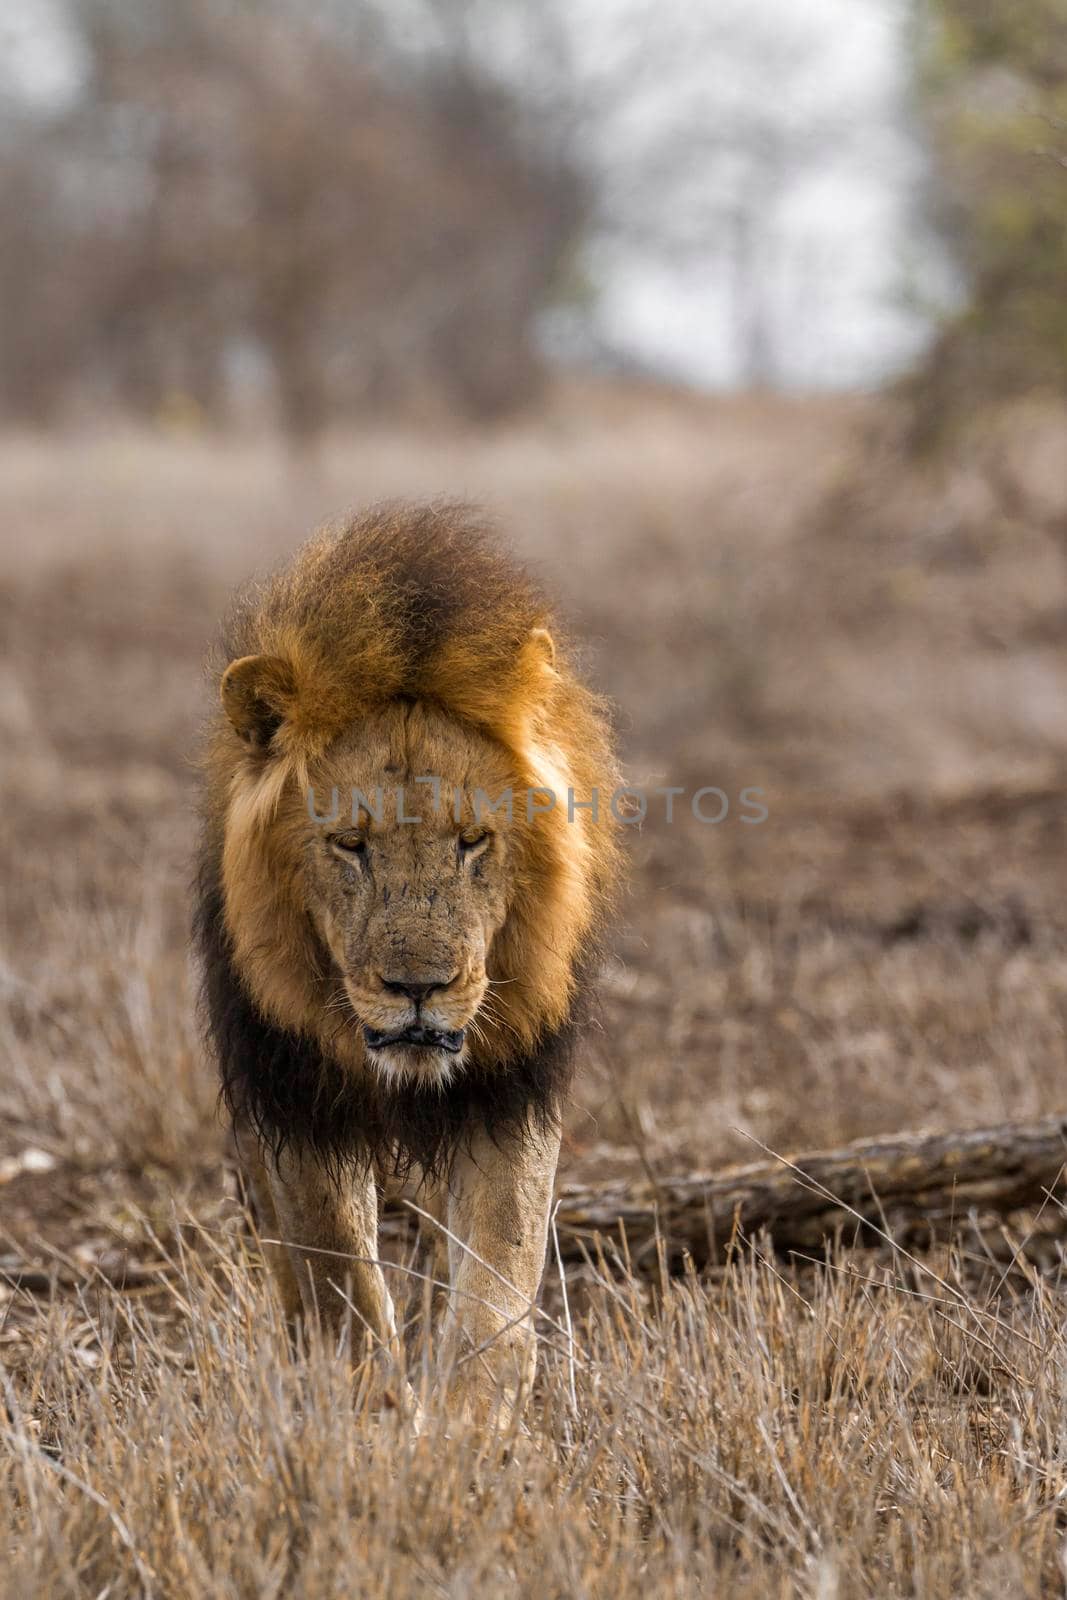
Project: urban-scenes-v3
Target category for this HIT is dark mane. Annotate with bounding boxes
[193,849,594,1184]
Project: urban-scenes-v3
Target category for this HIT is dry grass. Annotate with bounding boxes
[4,383,1067,1595]
[7,1223,1067,1597]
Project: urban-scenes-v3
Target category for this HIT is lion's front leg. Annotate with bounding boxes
[441,1121,560,1428]
[259,1142,397,1357]
[233,1117,303,1321]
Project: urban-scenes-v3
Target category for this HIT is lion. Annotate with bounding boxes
[194,503,620,1426]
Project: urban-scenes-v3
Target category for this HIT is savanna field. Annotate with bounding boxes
[5,383,1067,1596]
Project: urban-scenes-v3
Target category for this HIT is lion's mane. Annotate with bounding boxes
[194,503,620,1178]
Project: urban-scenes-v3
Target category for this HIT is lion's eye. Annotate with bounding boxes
[458,828,490,858]
[332,834,367,861]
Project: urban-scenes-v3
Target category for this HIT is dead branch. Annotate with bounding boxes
[552,1117,1067,1271]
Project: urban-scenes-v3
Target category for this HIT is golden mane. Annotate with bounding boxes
[216,504,575,752]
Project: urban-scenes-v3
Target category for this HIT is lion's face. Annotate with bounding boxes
[304,703,518,1085]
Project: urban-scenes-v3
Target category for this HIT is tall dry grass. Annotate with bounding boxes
[6,1215,1067,1597]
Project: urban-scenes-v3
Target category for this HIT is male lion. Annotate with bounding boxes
[194,504,620,1425]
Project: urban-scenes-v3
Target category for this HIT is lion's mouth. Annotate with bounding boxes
[363,1023,466,1055]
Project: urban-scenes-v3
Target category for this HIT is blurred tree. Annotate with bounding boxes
[0,0,586,434]
[0,0,916,424]
[580,1,871,388]
[910,0,1067,436]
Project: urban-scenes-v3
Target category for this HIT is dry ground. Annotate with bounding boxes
[4,384,1067,1595]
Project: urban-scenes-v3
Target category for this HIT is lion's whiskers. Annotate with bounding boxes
[477,995,522,1044]
[465,1016,489,1050]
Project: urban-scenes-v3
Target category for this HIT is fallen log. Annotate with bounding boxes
[551,1116,1067,1271]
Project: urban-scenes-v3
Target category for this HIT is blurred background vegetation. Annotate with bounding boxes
[912,0,1067,438]
[4,0,1063,438]
[0,0,591,432]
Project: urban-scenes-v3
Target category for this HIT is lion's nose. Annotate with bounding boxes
[379,974,459,1005]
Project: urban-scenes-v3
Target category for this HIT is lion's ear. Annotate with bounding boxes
[220,654,297,748]
[507,626,559,751]
[527,626,556,671]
